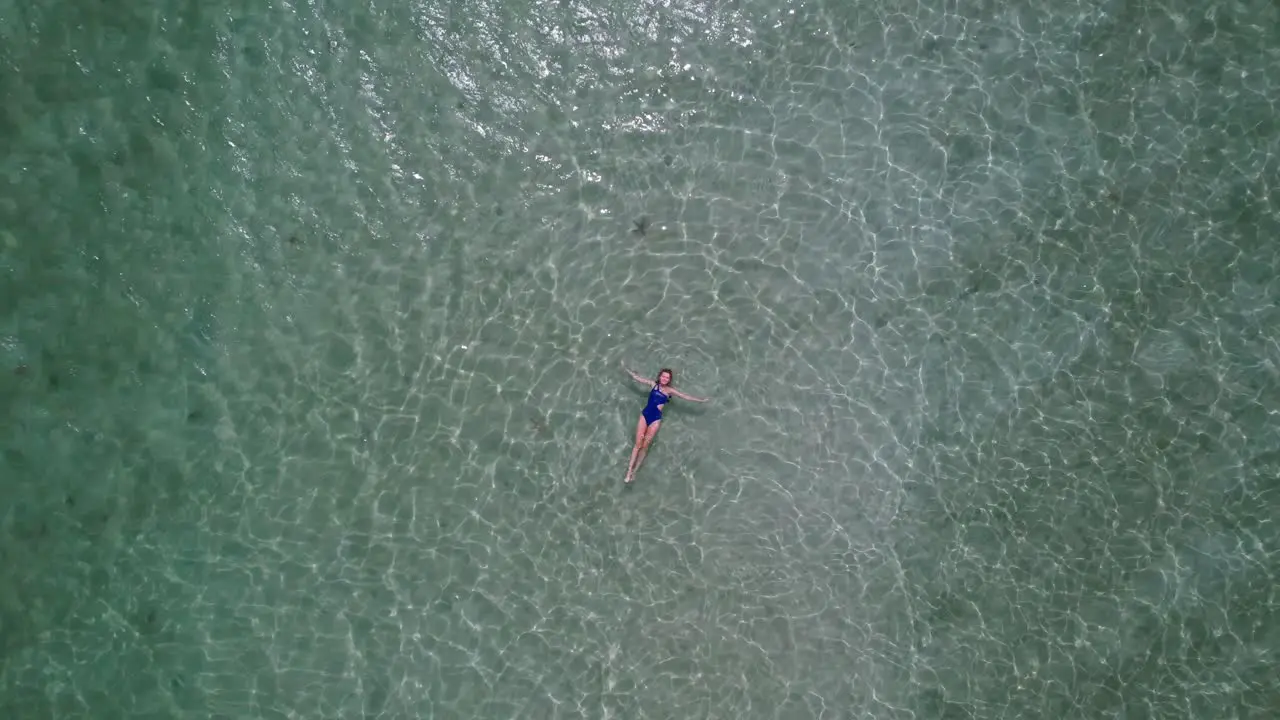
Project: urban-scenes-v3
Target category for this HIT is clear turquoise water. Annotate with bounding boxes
[2,0,1278,718]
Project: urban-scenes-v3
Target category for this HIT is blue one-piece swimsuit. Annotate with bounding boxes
[642,384,670,426]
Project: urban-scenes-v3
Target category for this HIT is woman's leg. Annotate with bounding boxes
[630,420,662,477]
[625,415,647,482]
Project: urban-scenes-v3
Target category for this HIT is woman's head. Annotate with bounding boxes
[656,368,674,386]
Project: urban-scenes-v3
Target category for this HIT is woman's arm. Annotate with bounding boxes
[620,361,653,386]
[670,388,709,403]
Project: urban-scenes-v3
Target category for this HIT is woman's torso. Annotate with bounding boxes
[646,384,671,409]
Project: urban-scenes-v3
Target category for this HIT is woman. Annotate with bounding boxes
[620,362,709,484]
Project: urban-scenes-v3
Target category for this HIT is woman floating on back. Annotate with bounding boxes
[620,361,709,484]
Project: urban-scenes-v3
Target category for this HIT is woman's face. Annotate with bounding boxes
[658,370,672,385]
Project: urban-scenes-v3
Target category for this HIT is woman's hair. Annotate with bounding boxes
[657,368,675,384]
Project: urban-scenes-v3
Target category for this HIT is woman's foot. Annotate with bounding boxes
[624,469,634,484]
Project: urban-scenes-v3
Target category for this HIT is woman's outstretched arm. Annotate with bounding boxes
[620,361,653,386]
[670,388,709,403]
